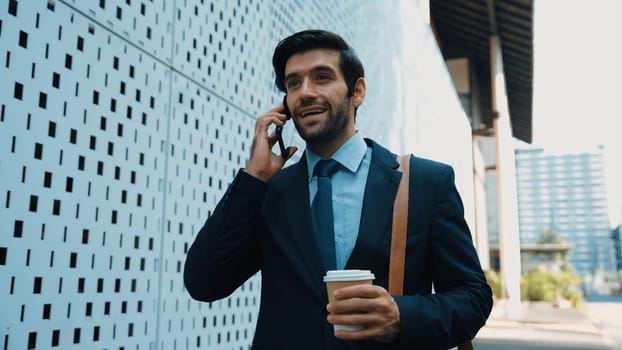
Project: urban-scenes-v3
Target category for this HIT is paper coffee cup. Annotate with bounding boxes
[323,270,375,332]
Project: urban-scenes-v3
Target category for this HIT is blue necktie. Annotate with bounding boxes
[312,159,340,271]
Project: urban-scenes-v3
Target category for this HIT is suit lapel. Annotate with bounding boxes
[346,140,402,270]
[270,142,402,300]
[274,158,328,301]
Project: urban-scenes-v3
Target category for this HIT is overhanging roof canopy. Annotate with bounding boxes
[430,0,534,143]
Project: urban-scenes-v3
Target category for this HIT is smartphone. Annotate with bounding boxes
[276,95,291,159]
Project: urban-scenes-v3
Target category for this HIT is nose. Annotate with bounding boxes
[299,78,318,98]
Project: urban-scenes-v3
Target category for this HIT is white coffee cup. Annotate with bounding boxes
[323,270,375,332]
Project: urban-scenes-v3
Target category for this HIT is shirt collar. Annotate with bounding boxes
[306,132,368,182]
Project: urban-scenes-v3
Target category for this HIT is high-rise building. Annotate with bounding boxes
[613,225,622,272]
[515,147,615,277]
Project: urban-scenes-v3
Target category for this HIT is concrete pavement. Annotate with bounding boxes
[472,300,619,349]
[585,295,622,349]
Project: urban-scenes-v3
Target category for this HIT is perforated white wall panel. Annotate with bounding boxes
[1,1,471,349]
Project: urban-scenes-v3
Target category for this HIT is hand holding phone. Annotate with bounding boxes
[276,95,292,159]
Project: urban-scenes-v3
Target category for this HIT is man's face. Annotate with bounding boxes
[283,49,355,145]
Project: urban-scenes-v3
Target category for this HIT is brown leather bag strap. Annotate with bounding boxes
[459,341,474,350]
[388,155,410,295]
[388,154,474,350]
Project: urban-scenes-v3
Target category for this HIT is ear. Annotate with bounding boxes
[352,77,366,108]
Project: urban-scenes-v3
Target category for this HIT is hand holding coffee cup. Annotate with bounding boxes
[323,270,375,331]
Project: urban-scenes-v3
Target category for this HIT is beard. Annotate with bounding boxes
[293,96,351,144]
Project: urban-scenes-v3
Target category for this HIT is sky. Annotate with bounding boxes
[531,0,622,226]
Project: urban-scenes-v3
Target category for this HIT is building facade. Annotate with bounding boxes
[515,147,615,278]
[0,1,480,349]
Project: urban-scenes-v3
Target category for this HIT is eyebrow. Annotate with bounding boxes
[284,65,337,83]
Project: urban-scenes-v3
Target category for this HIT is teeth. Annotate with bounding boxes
[301,109,325,117]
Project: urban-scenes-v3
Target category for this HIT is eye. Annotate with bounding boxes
[285,79,299,90]
[317,73,330,81]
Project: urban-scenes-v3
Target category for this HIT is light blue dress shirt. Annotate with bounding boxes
[306,133,372,270]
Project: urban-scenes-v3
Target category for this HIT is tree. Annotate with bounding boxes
[520,265,583,307]
[532,229,570,263]
[520,231,583,307]
[537,229,563,244]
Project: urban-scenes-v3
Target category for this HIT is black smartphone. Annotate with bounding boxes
[276,95,291,159]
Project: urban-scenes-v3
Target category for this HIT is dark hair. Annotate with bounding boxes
[272,30,364,97]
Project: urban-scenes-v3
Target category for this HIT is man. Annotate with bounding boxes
[184,30,492,349]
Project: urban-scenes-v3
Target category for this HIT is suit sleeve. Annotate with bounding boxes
[184,170,267,302]
[392,165,493,349]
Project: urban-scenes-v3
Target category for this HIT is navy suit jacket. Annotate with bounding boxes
[184,139,492,349]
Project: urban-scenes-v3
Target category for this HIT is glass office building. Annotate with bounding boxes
[613,225,622,272]
[515,147,616,278]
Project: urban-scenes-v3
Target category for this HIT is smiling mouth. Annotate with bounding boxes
[299,108,327,117]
